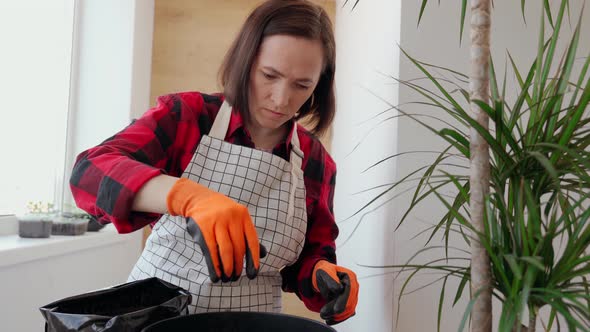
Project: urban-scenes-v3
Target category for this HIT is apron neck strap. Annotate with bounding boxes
[289,123,303,171]
[208,100,233,140]
[209,100,304,168]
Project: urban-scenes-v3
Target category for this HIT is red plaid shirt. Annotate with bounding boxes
[70,91,338,312]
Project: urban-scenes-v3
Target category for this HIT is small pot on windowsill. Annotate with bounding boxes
[86,216,106,232]
[18,214,53,238]
[60,212,106,232]
[51,213,88,236]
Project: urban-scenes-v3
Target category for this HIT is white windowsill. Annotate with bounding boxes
[0,215,18,236]
[0,223,132,268]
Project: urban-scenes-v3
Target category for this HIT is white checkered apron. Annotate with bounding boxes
[129,101,308,313]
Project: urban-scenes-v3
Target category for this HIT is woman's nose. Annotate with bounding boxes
[271,84,290,110]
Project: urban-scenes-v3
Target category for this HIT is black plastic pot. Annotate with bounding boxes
[142,312,336,332]
[86,216,106,231]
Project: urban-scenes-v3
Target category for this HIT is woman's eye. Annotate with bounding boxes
[262,72,276,80]
[296,84,310,90]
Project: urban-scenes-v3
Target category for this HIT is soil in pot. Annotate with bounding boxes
[18,214,53,238]
[51,215,88,235]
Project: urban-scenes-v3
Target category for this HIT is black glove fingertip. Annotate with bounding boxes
[320,306,334,320]
[246,266,259,279]
[218,257,232,282]
[209,274,220,283]
[221,273,231,283]
[320,296,338,320]
[316,270,343,300]
[245,245,258,279]
[331,274,351,313]
[259,243,267,258]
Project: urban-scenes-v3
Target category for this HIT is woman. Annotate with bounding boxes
[70,0,358,326]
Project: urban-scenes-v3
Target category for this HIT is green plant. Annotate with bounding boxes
[59,203,91,219]
[351,0,590,331]
[61,211,92,221]
[25,201,56,215]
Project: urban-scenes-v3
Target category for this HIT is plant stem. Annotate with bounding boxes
[469,0,493,332]
[511,308,536,332]
[512,312,537,332]
[528,306,536,332]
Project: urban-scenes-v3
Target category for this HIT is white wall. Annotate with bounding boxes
[332,1,401,331]
[334,0,590,331]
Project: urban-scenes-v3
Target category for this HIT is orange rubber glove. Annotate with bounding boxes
[312,260,359,325]
[166,177,265,282]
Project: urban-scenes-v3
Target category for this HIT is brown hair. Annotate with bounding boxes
[218,0,336,136]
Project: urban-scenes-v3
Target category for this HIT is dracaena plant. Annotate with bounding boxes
[348,0,590,331]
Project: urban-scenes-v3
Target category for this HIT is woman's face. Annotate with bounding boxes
[247,34,324,132]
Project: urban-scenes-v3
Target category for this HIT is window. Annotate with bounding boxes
[0,0,75,216]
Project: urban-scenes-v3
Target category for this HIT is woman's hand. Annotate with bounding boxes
[167,177,263,282]
[312,260,359,325]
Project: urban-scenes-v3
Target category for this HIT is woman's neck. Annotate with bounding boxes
[246,120,288,150]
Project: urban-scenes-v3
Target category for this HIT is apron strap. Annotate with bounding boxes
[208,100,233,140]
[286,122,304,227]
[289,123,303,172]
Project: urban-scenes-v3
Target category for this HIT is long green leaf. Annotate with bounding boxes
[542,12,582,142]
[440,128,470,157]
[554,80,590,159]
[544,0,555,29]
[459,0,467,45]
[533,0,568,131]
[472,99,521,156]
[529,6,546,136]
[401,48,465,113]
[418,0,428,26]
[454,269,470,306]
[437,276,448,332]
[458,287,488,332]
[505,254,524,280]
[568,54,590,110]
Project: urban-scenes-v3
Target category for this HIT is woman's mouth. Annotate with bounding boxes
[264,108,285,119]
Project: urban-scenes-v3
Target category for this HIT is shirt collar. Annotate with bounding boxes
[226,107,297,153]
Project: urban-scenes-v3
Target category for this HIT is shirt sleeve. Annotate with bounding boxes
[280,146,339,312]
[69,94,202,233]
